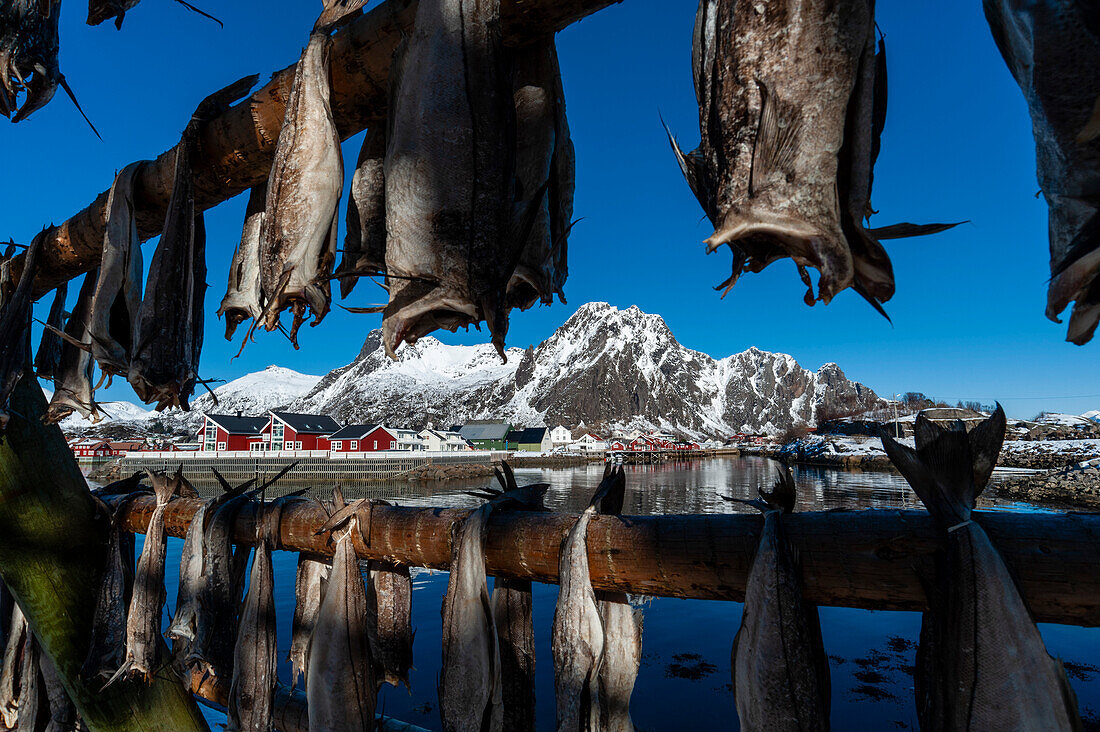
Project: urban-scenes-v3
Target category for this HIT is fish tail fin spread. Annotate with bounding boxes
[314,0,367,33]
[147,470,175,507]
[661,116,717,224]
[760,461,796,513]
[193,74,259,122]
[590,464,625,511]
[880,407,1006,528]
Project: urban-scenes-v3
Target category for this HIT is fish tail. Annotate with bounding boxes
[313,0,367,33]
[759,461,796,513]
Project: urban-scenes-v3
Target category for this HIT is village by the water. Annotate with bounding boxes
[2,0,1099,731]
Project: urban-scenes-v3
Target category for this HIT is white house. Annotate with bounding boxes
[571,433,608,453]
[418,429,469,452]
[389,428,426,451]
[551,425,572,447]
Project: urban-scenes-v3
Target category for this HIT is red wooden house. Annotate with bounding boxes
[326,425,386,452]
[608,439,627,451]
[628,435,657,452]
[261,411,342,451]
[198,414,270,452]
[72,440,114,458]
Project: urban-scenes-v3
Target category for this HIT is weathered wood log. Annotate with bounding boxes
[0,378,208,731]
[15,0,621,297]
[112,495,1100,627]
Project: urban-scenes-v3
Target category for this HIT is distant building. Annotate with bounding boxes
[72,439,114,458]
[261,411,341,451]
[550,425,572,447]
[419,429,469,452]
[198,413,269,451]
[108,441,147,455]
[326,425,378,453]
[459,422,512,450]
[506,427,552,452]
[572,433,607,452]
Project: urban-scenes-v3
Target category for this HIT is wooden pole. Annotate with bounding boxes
[15,0,621,297]
[0,378,208,731]
[112,494,1100,627]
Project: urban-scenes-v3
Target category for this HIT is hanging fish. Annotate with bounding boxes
[15,632,43,732]
[79,495,136,687]
[335,126,387,298]
[33,282,66,381]
[288,551,330,691]
[439,501,502,732]
[0,603,27,728]
[592,465,641,732]
[551,483,605,731]
[985,1,1100,344]
[45,270,101,425]
[259,1,366,346]
[88,161,147,381]
[86,0,222,30]
[383,0,528,360]
[1,0,99,135]
[110,470,177,684]
[40,651,81,732]
[307,488,377,731]
[128,75,256,410]
[727,464,830,731]
[882,407,1082,729]
[0,228,42,427]
[467,462,549,731]
[507,36,573,310]
[367,495,413,692]
[217,183,267,341]
[228,493,296,732]
[167,475,255,656]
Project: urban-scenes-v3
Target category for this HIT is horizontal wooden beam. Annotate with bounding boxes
[111,495,1100,627]
[16,0,621,296]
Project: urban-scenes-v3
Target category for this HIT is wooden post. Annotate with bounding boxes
[0,377,208,731]
[112,493,1100,626]
[14,0,622,297]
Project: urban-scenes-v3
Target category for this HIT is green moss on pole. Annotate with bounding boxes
[0,376,207,731]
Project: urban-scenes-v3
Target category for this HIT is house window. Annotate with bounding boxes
[273,423,284,441]
[296,442,303,450]
[350,440,358,450]
[284,441,293,451]
[205,424,216,439]
[217,442,226,450]
[389,440,395,449]
[372,440,377,450]
[250,443,263,451]
[332,441,342,451]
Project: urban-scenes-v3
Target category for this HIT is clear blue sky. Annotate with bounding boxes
[0,0,1095,419]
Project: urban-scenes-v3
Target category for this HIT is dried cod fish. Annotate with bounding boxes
[307,488,377,731]
[507,36,574,310]
[551,486,604,731]
[383,0,523,359]
[0,228,42,427]
[228,494,295,732]
[336,126,387,298]
[985,1,1100,344]
[33,282,66,381]
[882,407,1082,729]
[0,603,28,727]
[128,75,256,410]
[259,1,366,346]
[15,631,43,731]
[86,0,222,30]
[45,270,101,425]
[289,551,330,691]
[218,183,267,341]
[111,470,177,684]
[88,161,147,380]
[440,501,502,732]
[80,496,136,686]
[367,497,413,693]
[728,464,830,731]
[40,651,80,732]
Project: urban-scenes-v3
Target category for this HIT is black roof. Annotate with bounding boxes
[327,424,379,440]
[205,414,269,435]
[271,411,342,434]
[506,427,547,444]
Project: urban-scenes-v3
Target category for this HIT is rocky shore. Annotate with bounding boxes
[991,460,1100,510]
[400,463,496,481]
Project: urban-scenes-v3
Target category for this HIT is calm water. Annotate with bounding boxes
[146,457,1098,730]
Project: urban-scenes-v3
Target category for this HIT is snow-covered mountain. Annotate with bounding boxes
[63,303,883,439]
[289,302,883,437]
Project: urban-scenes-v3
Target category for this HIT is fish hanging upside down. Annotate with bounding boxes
[288,504,331,690]
[440,501,502,732]
[259,0,365,347]
[89,161,147,382]
[881,407,1082,729]
[33,281,66,382]
[728,464,830,731]
[45,269,101,425]
[335,126,387,299]
[86,0,221,30]
[80,495,137,687]
[0,228,42,428]
[218,183,267,342]
[668,0,957,316]
[0,602,27,727]
[307,488,377,731]
[368,548,414,690]
[506,35,574,311]
[985,1,1100,344]
[383,0,529,360]
[128,75,256,410]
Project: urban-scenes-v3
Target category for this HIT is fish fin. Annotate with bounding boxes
[749,79,802,197]
[193,74,258,121]
[661,115,717,224]
[338,304,386,314]
[966,404,1006,495]
[100,660,132,690]
[210,468,234,494]
[256,461,300,493]
[1052,656,1085,730]
[870,35,887,168]
[170,0,223,27]
[500,461,518,491]
[315,498,364,536]
[851,279,892,322]
[880,425,973,527]
[913,412,946,451]
[865,222,964,240]
[759,462,796,513]
[590,463,625,511]
[314,0,367,33]
[147,470,176,506]
[56,75,101,140]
